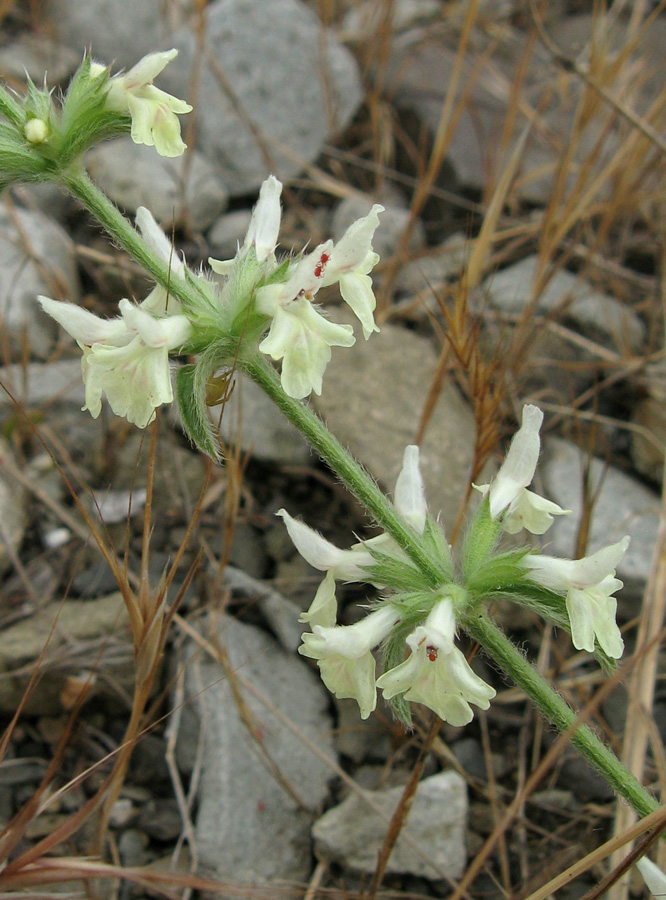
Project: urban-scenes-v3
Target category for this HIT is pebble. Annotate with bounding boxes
[175,612,336,888]
[158,0,362,195]
[0,205,80,358]
[86,138,228,231]
[541,437,661,603]
[0,438,28,576]
[43,0,188,69]
[312,770,468,879]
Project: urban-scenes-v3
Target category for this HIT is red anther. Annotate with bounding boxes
[426,645,438,662]
[314,252,330,279]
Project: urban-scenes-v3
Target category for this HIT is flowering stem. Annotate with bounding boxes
[463,612,658,819]
[240,352,448,586]
[55,169,657,822]
[60,166,195,309]
[243,354,658,821]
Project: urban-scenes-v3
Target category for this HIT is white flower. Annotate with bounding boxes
[376,598,496,726]
[321,204,384,339]
[39,209,193,428]
[637,857,666,897]
[256,242,355,398]
[104,50,192,158]
[209,175,283,275]
[299,576,400,719]
[474,405,570,534]
[523,537,630,658]
[278,444,427,580]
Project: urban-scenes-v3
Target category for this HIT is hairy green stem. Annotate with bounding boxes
[240,352,448,586]
[464,612,658,818]
[61,167,195,308]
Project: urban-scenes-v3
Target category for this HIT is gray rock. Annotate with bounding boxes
[13,183,76,226]
[559,755,614,803]
[0,205,80,358]
[208,371,310,466]
[86,138,228,230]
[0,438,28,575]
[480,256,645,353]
[334,698,392,764]
[159,0,362,195]
[0,33,79,84]
[221,566,304,651]
[331,194,426,259]
[0,593,133,714]
[395,234,469,297]
[43,0,191,69]
[138,798,182,842]
[207,209,253,258]
[117,829,150,868]
[385,22,642,202]
[341,0,441,41]
[312,769,468,879]
[541,437,661,602]
[0,359,85,410]
[631,360,666,485]
[176,613,336,888]
[314,310,482,535]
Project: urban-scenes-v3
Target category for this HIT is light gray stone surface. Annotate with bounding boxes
[176,612,336,888]
[221,566,304,652]
[312,769,467,878]
[0,593,133,714]
[0,438,28,576]
[207,209,253,258]
[0,359,84,409]
[43,0,190,69]
[159,0,362,195]
[86,138,228,229]
[541,437,661,601]
[0,33,79,84]
[480,256,645,353]
[331,194,426,259]
[314,310,482,535]
[208,372,311,466]
[0,205,80,358]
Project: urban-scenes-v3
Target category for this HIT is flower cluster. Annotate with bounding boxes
[39,208,194,428]
[39,173,383,441]
[281,445,496,722]
[210,175,383,399]
[281,406,630,724]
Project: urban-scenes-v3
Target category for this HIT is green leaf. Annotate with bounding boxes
[421,515,454,579]
[363,546,432,592]
[461,496,503,581]
[466,548,532,597]
[175,364,220,460]
[380,629,412,727]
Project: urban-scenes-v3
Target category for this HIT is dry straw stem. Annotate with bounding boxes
[0,392,208,886]
[607,250,666,900]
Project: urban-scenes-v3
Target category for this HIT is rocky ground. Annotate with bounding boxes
[0,1,665,899]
